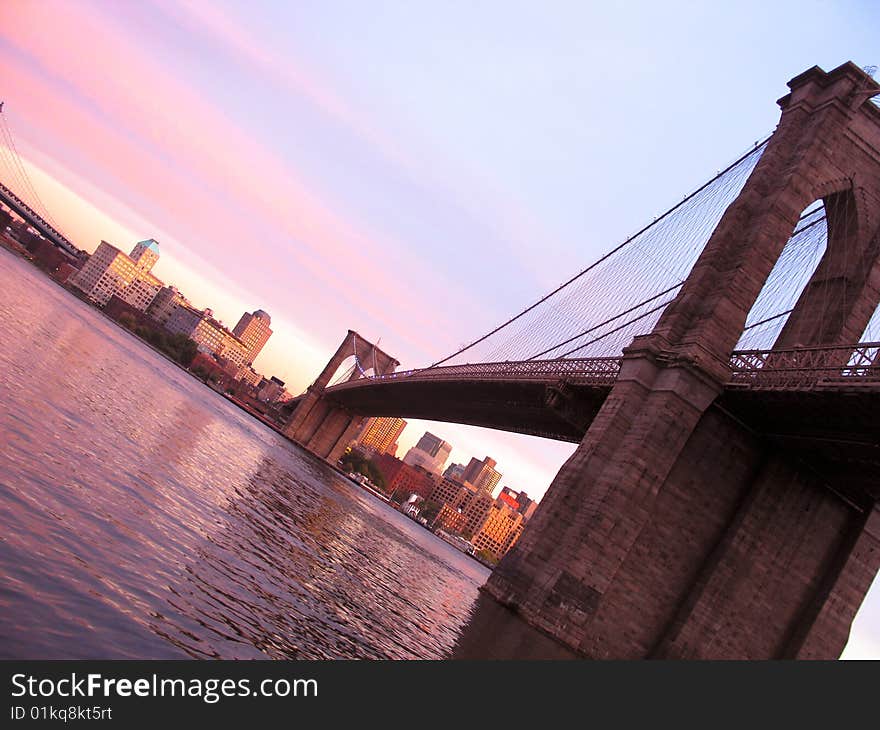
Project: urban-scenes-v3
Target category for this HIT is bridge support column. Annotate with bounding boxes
[467,392,880,659]
[461,63,880,659]
[283,331,398,465]
[652,469,879,659]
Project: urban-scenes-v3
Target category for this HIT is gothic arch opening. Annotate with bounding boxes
[326,354,362,386]
[736,185,863,350]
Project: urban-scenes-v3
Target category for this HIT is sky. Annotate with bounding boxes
[1,0,878,657]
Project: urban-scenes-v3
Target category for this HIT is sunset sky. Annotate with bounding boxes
[1,1,878,656]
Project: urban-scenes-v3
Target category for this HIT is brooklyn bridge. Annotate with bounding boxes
[282,62,880,659]
[5,62,879,659]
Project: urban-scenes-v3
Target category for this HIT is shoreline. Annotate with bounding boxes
[1,235,497,570]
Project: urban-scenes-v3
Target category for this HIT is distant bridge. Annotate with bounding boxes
[0,179,79,257]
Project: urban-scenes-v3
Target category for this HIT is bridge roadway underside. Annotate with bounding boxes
[720,386,880,502]
[292,377,880,502]
[316,378,613,443]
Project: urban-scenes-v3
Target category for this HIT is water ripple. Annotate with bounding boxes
[0,248,489,659]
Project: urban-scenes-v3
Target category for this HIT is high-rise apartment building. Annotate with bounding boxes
[427,476,524,562]
[498,487,539,522]
[148,285,188,327]
[130,239,160,272]
[403,431,452,475]
[70,239,162,309]
[358,417,407,455]
[442,463,466,482]
[461,456,502,495]
[470,501,524,561]
[232,310,273,364]
[166,304,249,366]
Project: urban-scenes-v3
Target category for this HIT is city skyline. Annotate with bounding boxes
[3,2,876,506]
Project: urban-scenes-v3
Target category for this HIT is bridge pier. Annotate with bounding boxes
[283,331,398,465]
[463,388,880,658]
[460,63,880,659]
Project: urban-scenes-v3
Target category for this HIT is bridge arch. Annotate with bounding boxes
[734,183,873,351]
[647,63,880,373]
[474,63,880,660]
[283,331,399,463]
[326,353,379,386]
[773,181,880,347]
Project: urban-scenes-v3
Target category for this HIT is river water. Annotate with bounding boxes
[0,246,490,659]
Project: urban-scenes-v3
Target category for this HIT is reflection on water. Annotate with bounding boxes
[0,248,489,659]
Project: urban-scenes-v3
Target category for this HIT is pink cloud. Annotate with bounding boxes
[1,1,486,362]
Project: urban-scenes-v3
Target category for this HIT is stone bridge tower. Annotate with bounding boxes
[470,63,880,659]
[284,330,399,464]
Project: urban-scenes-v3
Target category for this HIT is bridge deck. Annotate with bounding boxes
[295,342,879,455]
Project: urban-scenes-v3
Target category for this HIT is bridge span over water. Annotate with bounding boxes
[284,64,880,659]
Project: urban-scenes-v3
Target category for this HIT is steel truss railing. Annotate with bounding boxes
[0,179,78,255]
[329,356,624,388]
[327,342,880,393]
[728,341,880,389]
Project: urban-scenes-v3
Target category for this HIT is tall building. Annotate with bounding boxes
[462,491,496,537]
[148,285,188,327]
[358,417,407,456]
[118,277,162,312]
[427,477,524,562]
[70,239,163,309]
[166,304,249,366]
[461,456,502,495]
[499,487,538,522]
[515,490,538,521]
[498,486,520,510]
[429,476,475,511]
[403,431,452,475]
[470,501,524,561]
[232,310,273,364]
[130,239,160,272]
[443,463,466,482]
[415,432,452,461]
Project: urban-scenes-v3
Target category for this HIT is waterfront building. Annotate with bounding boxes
[470,501,524,562]
[358,417,407,456]
[147,285,188,327]
[442,463,466,482]
[129,238,160,272]
[428,476,474,511]
[70,239,163,308]
[166,304,249,366]
[427,475,524,561]
[370,452,405,487]
[462,491,496,537]
[433,504,468,534]
[234,365,264,388]
[403,431,452,475]
[461,456,502,495]
[117,276,162,312]
[387,464,436,501]
[232,310,273,364]
[257,376,286,403]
